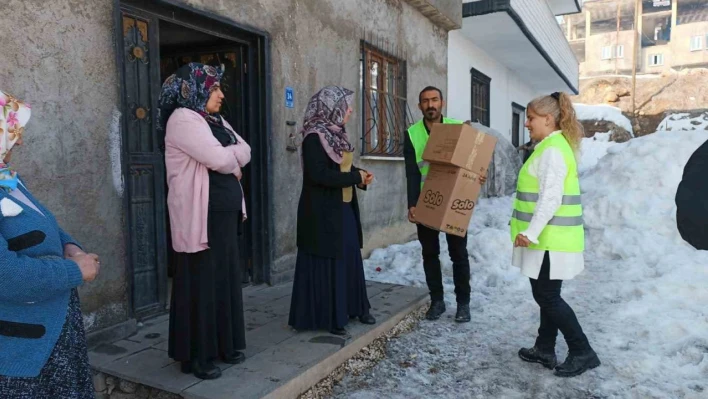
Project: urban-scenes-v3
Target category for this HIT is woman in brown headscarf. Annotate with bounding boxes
[288,86,376,336]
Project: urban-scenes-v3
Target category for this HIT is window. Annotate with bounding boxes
[470,68,491,127]
[615,45,624,59]
[649,53,664,66]
[511,103,526,149]
[601,46,613,60]
[690,36,703,51]
[360,42,409,157]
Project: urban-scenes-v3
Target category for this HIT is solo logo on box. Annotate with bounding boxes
[451,199,475,211]
[423,191,444,206]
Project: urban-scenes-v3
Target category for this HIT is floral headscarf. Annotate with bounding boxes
[301,86,355,164]
[157,63,225,147]
[0,91,31,191]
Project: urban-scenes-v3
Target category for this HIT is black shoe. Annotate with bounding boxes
[222,351,246,365]
[455,304,471,323]
[181,360,221,380]
[426,300,446,320]
[359,314,376,325]
[518,346,558,370]
[554,350,601,377]
[329,327,348,336]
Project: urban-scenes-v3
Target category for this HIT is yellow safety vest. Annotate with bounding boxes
[407,117,464,189]
[510,133,584,252]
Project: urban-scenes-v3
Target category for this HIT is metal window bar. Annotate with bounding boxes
[360,41,412,157]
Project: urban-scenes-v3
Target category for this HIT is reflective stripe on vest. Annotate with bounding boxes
[408,117,464,189]
[510,133,584,252]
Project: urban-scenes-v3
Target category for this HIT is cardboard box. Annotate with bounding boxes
[422,123,497,175]
[415,165,484,237]
[415,123,497,237]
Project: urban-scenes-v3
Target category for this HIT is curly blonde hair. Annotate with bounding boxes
[527,92,584,153]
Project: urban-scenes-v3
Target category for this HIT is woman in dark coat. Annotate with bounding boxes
[288,86,376,335]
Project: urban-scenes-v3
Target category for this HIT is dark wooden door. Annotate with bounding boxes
[118,9,168,319]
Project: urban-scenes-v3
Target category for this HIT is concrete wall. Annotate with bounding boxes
[0,0,128,333]
[448,31,537,144]
[0,0,452,331]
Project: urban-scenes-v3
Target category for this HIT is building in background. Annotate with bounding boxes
[448,0,582,151]
[563,0,708,76]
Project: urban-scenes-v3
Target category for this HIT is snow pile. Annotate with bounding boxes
[657,112,708,131]
[574,103,634,135]
[470,122,523,198]
[334,131,708,398]
[579,131,620,174]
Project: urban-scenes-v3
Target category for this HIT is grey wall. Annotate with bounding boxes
[0,0,453,331]
[0,0,128,332]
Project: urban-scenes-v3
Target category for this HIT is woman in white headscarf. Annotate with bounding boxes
[0,90,101,398]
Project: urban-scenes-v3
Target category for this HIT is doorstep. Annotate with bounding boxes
[89,281,428,399]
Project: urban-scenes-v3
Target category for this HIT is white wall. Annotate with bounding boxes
[447,30,538,144]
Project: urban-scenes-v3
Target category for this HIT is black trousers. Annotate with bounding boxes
[530,252,592,354]
[417,224,471,304]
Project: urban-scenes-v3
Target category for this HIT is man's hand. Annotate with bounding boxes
[514,234,531,248]
[478,174,487,185]
[408,207,417,224]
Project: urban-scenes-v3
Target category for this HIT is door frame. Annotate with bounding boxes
[113,0,274,319]
[511,102,526,148]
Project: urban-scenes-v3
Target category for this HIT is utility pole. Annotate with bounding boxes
[631,0,640,118]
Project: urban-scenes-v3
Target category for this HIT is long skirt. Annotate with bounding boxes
[168,210,246,363]
[288,203,371,331]
[0,289,94,398]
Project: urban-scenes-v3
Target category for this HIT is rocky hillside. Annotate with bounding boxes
[572,68,708,135]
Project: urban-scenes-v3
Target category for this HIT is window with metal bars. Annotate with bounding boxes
[360,41,411,157]
[470,68,491,127]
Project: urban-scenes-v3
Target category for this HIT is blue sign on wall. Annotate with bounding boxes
[285,87,294,108]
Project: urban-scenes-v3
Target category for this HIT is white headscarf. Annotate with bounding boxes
[0,90,31,162]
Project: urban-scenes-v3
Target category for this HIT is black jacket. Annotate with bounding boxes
[297,135,365,258]
[676,138,708,250]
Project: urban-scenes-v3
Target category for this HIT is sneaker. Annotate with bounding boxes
[518,346,558,370]
[554,350,601,377]
[425,300,446,320]
[454,304,471,323]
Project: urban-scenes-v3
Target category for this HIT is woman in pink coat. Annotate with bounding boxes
[158,63,250,380]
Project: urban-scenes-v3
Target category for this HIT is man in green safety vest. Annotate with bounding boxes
[404,86,486,323]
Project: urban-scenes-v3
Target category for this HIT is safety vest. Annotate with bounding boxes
[407,117,464,189]
[510,133,584,252]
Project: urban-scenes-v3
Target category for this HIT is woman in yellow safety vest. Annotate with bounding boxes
[510,91,601,378]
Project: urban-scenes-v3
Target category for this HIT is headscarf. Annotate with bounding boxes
[157,63,225,149]
[301,86,355,164]
[0,90,31,191]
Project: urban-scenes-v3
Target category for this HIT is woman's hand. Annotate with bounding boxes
[71,253,101,282]
[514,234,531,248]
[478,174,487,185]
[64,243,85,259]
[358,170,368,184]
[364,171,374,185]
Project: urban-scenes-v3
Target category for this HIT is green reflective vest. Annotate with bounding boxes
[510,133,584,252]
[407,117,464,189]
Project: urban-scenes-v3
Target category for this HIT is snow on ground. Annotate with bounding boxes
[332,131,708,399]
[657,112,708,131]
[579,132,619,174]
[574,103,634,135]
